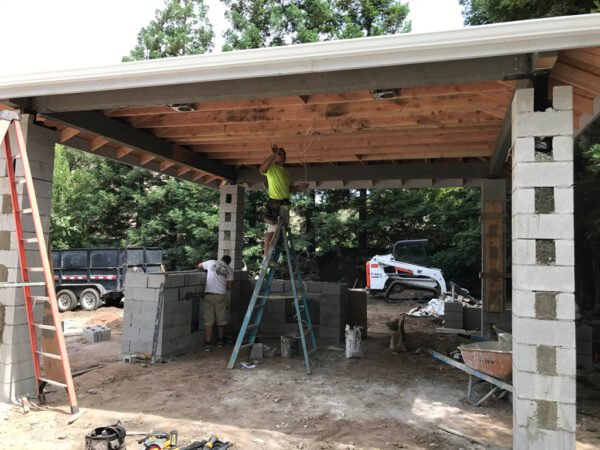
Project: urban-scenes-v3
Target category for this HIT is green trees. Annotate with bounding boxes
[459,0,596,25]
[222,0,410,50]
[52,0,219,270]
[123,0,214,61]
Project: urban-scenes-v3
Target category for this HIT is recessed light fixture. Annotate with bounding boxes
[168,103,196,112]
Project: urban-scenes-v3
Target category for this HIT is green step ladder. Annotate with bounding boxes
[227,221,320,374]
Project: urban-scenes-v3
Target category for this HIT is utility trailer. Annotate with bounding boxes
[51,247,163,312]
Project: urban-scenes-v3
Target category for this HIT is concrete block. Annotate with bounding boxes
[512,110,573,138]
[512,88,534,114]
[514,370,575,403]
[512,314,575,348]
[123,299,143,315]
[512,137,535,165]
[513,290,574,321]
[0,342,32,365]
[164,274,186,288]
[514,399,576,435]
[551,136,574,161]
[185,272,205,286]
[511,188,535,214]
[322,283,346,295]
[552,86,573,111]
[513,161,573,189]
[554,240,574,266]
[554,188,574,214]
[0,359,35,385]
[82,325,111,343]
[1,324,33,345]
[512,264,574,292]
[129,341,152,355]
[124,273,148,288]
[556,347,576,376]
[147,274,166,288]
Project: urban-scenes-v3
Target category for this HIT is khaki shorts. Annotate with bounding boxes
[266,205,290,233]
[202,293,229,326]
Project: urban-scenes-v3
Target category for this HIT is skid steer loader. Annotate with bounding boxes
[366,240,448,301]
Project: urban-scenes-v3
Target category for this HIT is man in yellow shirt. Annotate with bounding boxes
[259,144,307,257]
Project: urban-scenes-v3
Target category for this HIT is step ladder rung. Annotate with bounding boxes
[36,350,62,360]
[247,323,260,331]
[257,294,295,300]
[10,154,22,160]
[26,267,44,272]
[14,178,27,185]
[20,208,33,214]
[22,237,38,243]
[33,323,56,331]
[38,377,67,389]
[30,295,50,302]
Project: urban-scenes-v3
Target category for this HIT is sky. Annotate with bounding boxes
[2,0,464,76]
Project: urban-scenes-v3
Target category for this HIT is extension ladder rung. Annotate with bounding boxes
[14,178,27,185]
[26,267,44,272]
[22,237,38,243]
[10,154,21,160]
[30,296,50,302]
[36,351,62,360]
[38,377,67,389]
[0,281,46,288]
[33,323,56,331]
[247,323,260,331]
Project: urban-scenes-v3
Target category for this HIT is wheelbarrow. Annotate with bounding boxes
[430,341,513,406]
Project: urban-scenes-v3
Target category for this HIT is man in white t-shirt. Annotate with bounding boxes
[197,255,234,351]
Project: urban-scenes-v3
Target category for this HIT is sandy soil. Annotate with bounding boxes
[1,300,599,449]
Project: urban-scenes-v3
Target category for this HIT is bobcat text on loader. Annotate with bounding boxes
[366,239,448,301]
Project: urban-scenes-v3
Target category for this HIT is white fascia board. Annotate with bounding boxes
[1,14,600,99]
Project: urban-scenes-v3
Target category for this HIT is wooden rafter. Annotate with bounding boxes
[90,137,109,152]
[116,146,134,159]
[59,127,80,143]
[159,161,175,171]
[139,154,156,166]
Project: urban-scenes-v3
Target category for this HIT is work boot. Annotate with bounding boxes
[204,342,213,352]
[216,340,224,348]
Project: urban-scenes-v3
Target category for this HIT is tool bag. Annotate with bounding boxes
[85,423,126,450]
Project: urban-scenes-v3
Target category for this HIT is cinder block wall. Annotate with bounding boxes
[121,271,206,357]
[0,117,56,403]
[256,280,367,343]
[511,86,576,449]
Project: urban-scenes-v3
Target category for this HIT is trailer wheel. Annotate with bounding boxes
[80,288,101,311]
[56,289,77,312]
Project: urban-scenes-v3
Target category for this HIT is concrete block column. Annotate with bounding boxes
[0,115,57,403]
[218,185,245,271]
[511,87,576,449]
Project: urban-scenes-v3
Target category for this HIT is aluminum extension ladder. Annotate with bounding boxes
[227,220,320,374]
[0,111,78,413]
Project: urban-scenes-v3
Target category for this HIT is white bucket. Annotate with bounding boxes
[345,325,363,359]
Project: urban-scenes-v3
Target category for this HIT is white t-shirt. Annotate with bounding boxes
[202,260,234,294]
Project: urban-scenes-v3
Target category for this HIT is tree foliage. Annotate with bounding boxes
[459,0,596,25]
[123,0,213,61]
[222,0,410,50]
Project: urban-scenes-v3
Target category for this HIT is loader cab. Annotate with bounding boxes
[392,240,431,266]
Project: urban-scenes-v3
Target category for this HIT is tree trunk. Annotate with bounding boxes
[358,189,367,252]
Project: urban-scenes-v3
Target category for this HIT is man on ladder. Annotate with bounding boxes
[228,145,318,373]
[259,144,307,257]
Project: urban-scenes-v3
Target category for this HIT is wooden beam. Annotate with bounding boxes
[46,111,235,180]
[116,146,134,159]
[238,161,489,184]
[551,62,600,96]
[128,95,509,128]
[90,137,109,152]
[26,54,532,113]
[59,127,79,143]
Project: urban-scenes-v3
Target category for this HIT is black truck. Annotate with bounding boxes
[51,247,163,312]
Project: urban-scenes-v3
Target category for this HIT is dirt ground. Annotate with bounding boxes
[1,298,599,449]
